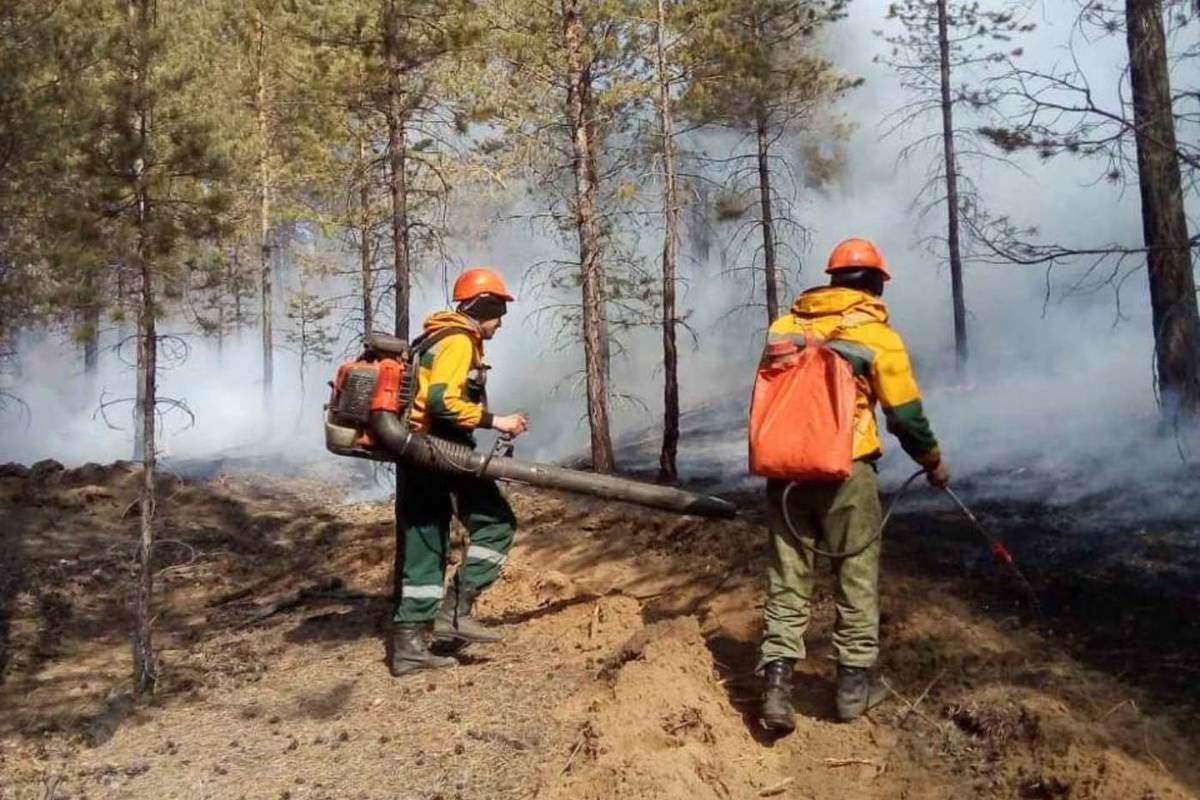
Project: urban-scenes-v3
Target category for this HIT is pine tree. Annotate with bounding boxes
[70,0,229,693]
[485,0,648,473]
[284,262,337,412]
[1125,0,1200,421]
[976,1,1200,423]
[214,0,332,404]
[878,0,1034,378]
[682,0,857,322]
[293,0,480,342]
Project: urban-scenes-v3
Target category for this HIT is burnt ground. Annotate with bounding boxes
[0,459,1197,799]
[883,482,1200,729]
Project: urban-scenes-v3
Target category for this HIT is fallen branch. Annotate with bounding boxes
[1101,698,1138,721]
[208,584,259,607]
[559,733,586,779]
[823,757,881,768]
[234,577,367,628]
[882,666,949,731]
[758,777,794,796]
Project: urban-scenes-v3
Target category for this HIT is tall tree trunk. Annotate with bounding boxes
[382,0,413,589]
[133,202,157,696]
[655,0,679,484]
[936,0,968,378]
[81,295,100,414]
[129,0,156,696]
[133,321,146,458]
[359,136,374,335]
[384,0,410,342]
[755,109,779,322]
[562,0,615,473]
[232,244,244,338]
[81,270,100,378]
[1126,0,1200,421]
[688,182,712,263]
[256,12,273,403]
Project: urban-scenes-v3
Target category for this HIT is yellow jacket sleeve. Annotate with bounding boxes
[870,331,941,467]
[425,334,489,431]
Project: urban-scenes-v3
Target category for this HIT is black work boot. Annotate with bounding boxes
[836,664,888,721]
[389,623,457,677]
[433,581,502,645]
[760,659,797,734]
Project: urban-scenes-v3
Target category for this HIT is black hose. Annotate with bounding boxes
[369,411,737,519]
[780,469,925,559]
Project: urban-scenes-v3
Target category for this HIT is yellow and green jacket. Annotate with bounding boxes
[408,311,493,441]
[765,286,941,467]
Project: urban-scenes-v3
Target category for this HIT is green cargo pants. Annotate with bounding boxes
[759,461,883,670]
[392,468,517,624]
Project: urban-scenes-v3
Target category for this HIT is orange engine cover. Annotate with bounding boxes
[370,358,404,414]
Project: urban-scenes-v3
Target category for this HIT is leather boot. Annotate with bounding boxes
[836,664,888,721]
[433,581,502,645]
[388,623,457,677]
[760,659,796,734]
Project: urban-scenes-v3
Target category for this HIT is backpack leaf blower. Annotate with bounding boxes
[325,333,737,520]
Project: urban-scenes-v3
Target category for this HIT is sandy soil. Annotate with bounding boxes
[0,459,1196,800]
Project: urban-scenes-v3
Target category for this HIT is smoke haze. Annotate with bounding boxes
[1,2,1196,520]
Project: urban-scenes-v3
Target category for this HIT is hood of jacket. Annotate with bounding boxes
[790,286,889,324]
[422,310,484,345]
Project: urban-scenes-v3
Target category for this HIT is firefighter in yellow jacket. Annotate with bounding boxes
[389,268,529,677]
[759,239,951,728]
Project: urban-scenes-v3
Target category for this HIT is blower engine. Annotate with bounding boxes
[325,332,415,461]
[325,332,737,520]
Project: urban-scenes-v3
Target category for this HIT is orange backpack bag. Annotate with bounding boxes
[748,325,858,481]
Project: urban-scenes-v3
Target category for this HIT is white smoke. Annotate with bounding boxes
[1,1,1197,522]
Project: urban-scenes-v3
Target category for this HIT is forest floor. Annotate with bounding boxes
[0,458,1197,800]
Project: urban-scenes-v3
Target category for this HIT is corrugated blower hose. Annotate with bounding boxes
[325,332,737,520]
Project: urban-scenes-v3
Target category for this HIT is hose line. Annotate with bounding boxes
[780,469,926,559]
[781,470,1041,614]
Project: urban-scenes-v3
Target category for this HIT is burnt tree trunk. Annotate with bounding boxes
[655,0,680,484]
[755,108,779,323]
[936,0,968,378]
[384,0,411,342]
[1126,0,1200,421]
[562,0,615,473]
[256,12,274,402]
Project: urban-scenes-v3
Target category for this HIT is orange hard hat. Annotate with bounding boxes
[452,267,514,302]
[825,238,891,281]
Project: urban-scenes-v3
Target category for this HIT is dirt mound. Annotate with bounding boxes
[546,615,752,800]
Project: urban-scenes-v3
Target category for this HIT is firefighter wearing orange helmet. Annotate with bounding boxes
[758,239,951,729]
[388,267,530,677]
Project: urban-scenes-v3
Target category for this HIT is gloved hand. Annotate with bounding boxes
[493,412,529,438]
[926,460,951,489]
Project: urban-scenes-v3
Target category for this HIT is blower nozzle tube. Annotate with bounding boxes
[370,411,737,520]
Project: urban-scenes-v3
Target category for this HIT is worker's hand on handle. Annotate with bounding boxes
[493,412,529,438]
[926,460,951,489]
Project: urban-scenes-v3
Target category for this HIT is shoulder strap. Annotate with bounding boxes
[410,325,475,358]
[403,325,478,411]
